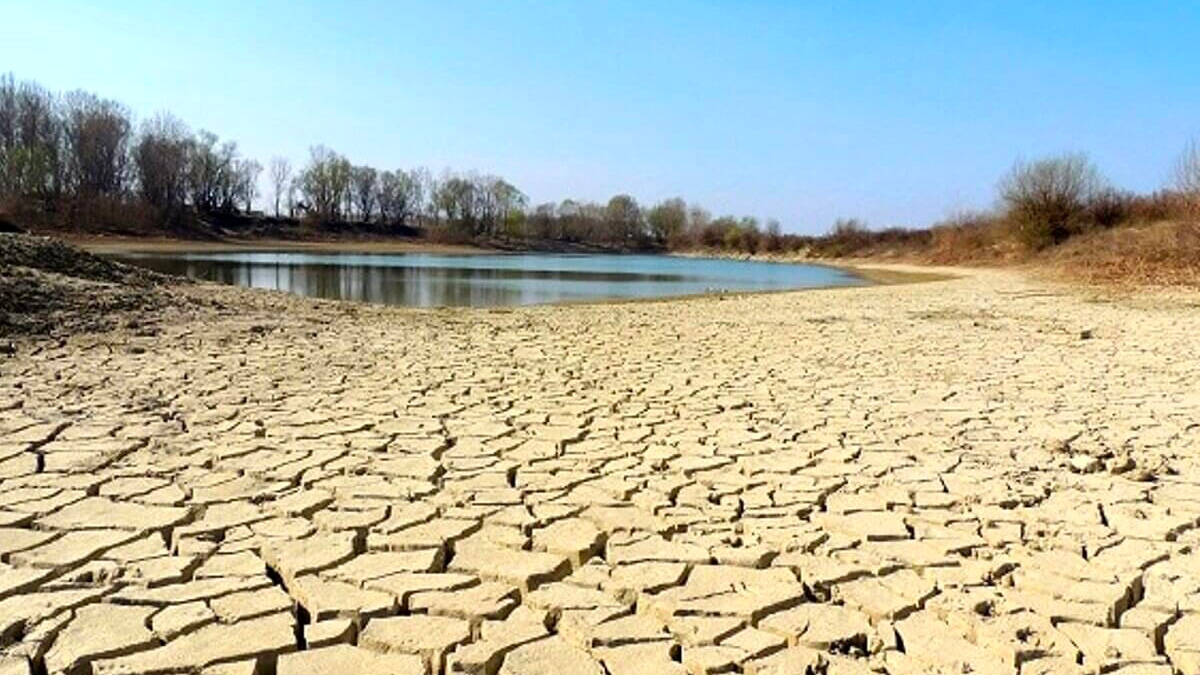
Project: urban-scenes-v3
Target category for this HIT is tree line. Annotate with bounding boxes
[1,73,812,251]
[0,76,263,230]
[6,72,1194,258]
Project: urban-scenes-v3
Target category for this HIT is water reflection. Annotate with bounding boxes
[109,252,862,307]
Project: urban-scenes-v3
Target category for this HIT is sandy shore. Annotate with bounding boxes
[2,267,1199,674]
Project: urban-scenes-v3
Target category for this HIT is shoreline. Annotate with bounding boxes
[67,233,954,292]
[667,248,960,286]
[65,230,955,307]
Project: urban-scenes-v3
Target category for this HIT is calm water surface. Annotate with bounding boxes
[109,251,863,307]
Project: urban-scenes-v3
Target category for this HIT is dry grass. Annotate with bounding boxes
[819,187,1200,287]
[1046,220,1200,287]
[804,205,1200,288]
[926,212,1016,264]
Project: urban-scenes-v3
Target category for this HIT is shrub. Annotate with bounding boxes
[818,218,869,256]
[720,226,741,250]
[1083,188,1133,230]
[929,211,1002,262]
[1175,139,1200,220]
[998,153,1104,250]
[809,219,932,258]
[1125,191,1180,224]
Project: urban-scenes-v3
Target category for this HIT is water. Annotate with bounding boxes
[108,250,864,307]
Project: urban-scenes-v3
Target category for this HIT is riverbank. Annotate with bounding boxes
[64,233,489,255]
[674,219,1200,289]
[51,226,1200,290]
[68,233,953,288]
[670,249,959,287]
[60,232,654,257]
[2,239,1198,673]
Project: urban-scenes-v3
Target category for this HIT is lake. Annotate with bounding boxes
[107,251,864,307]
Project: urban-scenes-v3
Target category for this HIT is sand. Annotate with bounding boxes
[1,265,1198,674]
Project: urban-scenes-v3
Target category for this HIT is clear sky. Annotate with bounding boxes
[3,1,1198,232]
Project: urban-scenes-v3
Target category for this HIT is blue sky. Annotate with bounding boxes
[3,1,1198,232]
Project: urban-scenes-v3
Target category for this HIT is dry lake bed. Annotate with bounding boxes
[1,263,1199,675]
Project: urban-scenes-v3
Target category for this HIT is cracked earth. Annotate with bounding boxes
[1,268,1199,675]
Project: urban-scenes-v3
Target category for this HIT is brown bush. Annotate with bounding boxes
[1124,191,1183,224]
[806,219,931,258]
[423,220,475,245]
[928,211,1004,263]
[999,154,1104,250]
[1176,139,1200,219]
[1,194,162,235]
[1082,189,1133,231]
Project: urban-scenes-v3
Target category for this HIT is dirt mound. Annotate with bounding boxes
[0,233,184,337]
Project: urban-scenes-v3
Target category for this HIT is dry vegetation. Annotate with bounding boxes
[1045,220,1200,286]
[795,152,1200,287]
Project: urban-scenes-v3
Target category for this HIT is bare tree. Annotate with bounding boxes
[268,156,291,218]
[475,176,525,236]
[410,167,436,222]
[434,172,476,230]
[188,130,232,211]
[527,202,556,239]
[133,113,192,212]
[0,76,63,204]
[378,169,424,227]
[556,199,581,240]
[687,205,711,241]
[285,176,299,217]
[350,165,378,222]
[1176,139,1200,219]
[764,218,782,251]
[62,90,132,197]
[605,194,643,244]
[235,158,261,212]
[487,178,526,236]
[647,198,687,245]
[998,153,1104,249]
[209,139,244,212]
[739,216,762,252]
[297,145,351,222]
